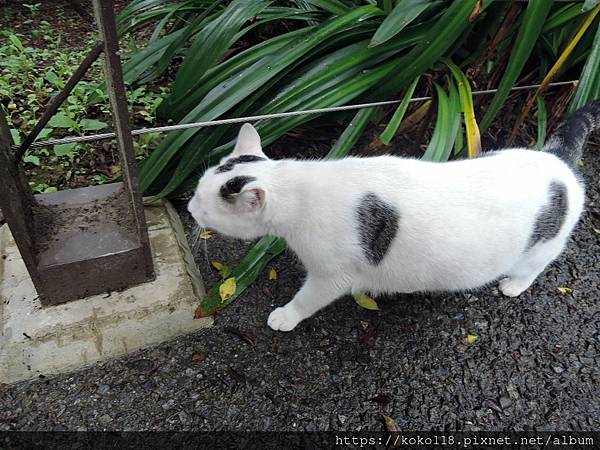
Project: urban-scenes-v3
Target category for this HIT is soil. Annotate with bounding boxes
[1,139,599,432]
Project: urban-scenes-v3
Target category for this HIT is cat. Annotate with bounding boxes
[188,101,599,332]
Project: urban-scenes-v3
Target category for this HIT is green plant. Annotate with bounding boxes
[1,26,166,189]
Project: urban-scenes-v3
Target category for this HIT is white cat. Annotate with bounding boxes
[188,101,598,332]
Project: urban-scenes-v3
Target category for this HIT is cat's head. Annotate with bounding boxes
[188,123,270,239]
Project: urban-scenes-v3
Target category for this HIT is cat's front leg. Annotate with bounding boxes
[267,274,348,332]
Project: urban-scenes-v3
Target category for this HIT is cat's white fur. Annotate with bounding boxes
[188,123,584,331]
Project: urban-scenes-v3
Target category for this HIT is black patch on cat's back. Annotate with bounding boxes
[528,180,569,248]
[220,176,256,202]
[216,155,266,173]
[356,192,399,265]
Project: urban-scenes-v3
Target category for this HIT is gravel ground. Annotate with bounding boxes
[1,147,599,432]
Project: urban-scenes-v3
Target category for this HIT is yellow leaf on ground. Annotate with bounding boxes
[219,277,237,302]
[199,230,214,240]
[593,228,600,235]
[353,293,379,311]
[579,159,584,168]
[383,415,400,432]
[212,261,232,279]
[467,334,478,344]
[558,287,573,294]
[269,267,277,280]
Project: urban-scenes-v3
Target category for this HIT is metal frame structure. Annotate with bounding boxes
[0,0,154,306]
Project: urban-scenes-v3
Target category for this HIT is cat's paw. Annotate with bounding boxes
[267,306,302,332]
[499,277,530,297]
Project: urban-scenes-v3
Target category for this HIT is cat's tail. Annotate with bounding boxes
[542,99,600,169]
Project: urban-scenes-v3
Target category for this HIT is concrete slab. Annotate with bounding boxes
[0,201,212,384]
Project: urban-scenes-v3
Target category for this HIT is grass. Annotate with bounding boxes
[0,18,166,192]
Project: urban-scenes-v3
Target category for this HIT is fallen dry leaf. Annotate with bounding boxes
[383,415,400,432]
[558,287,573,294]
[467,334,478,344]
[194,306,205,319]
[199,230,214,240]
[224,326,256,350]
[353,293,379,311]
[191,353,205,362]
[219,277,237,302]
[269,267,277,280]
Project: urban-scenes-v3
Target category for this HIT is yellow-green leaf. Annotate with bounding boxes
[212,261,231,279]
[219,277,237,302]
[353,293,379,311]
[443,58,481,158]
[383,415,400,432]
[269,267,277,280]
[558,287,573,294]
[467,334,478,344]
[199,230,214,240]
[593,228,600,235]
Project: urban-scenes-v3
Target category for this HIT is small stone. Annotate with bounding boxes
[97,384,110,395]
[99,414,113,424]
[552,365,564,374]
[162,399,175,410]
[499,396,513,409]
[338,414,347,424]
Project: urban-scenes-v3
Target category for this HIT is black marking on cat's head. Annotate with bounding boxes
[220,176,256,202]
[215,155,266,174]
[356,192,399,265]
[528,180,568,249]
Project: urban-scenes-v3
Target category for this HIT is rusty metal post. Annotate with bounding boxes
[92,0,154,280]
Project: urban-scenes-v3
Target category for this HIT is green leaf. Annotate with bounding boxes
[23,154,40,166]
[48,113,77,129]
[370,0,434,47]
[45,71,62,87]
[422,82,461,162]
[480,0,555,132]
[569,20,600,111]
[140,5,383,193]
[303,0,351,15]
[80,118,108,131]
[328,107,380,159]
[53,143,77,157]
[165,0,272,112]
[353,293,380,310]
[9,129,21,146]
[380,76,420,145]
[536,96,547,150]
[8,34,24,52]
[443,58,480,158]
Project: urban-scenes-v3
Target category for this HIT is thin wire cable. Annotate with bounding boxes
[17,79,578,150]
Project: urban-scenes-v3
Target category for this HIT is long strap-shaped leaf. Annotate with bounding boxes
[163,0,272,113]
[570,17,600,111]
[509,3,600,144]
[444,59,481,158]
[196,107,378,316]
[370,0,437,48]
[422,82,461,162]
[139,6,382,193]
[479,0,555,132]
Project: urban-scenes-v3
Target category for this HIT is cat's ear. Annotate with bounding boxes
[231,187,266,213]
[232,123,265,158]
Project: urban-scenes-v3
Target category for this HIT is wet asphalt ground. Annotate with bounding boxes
[0,149,599,432]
